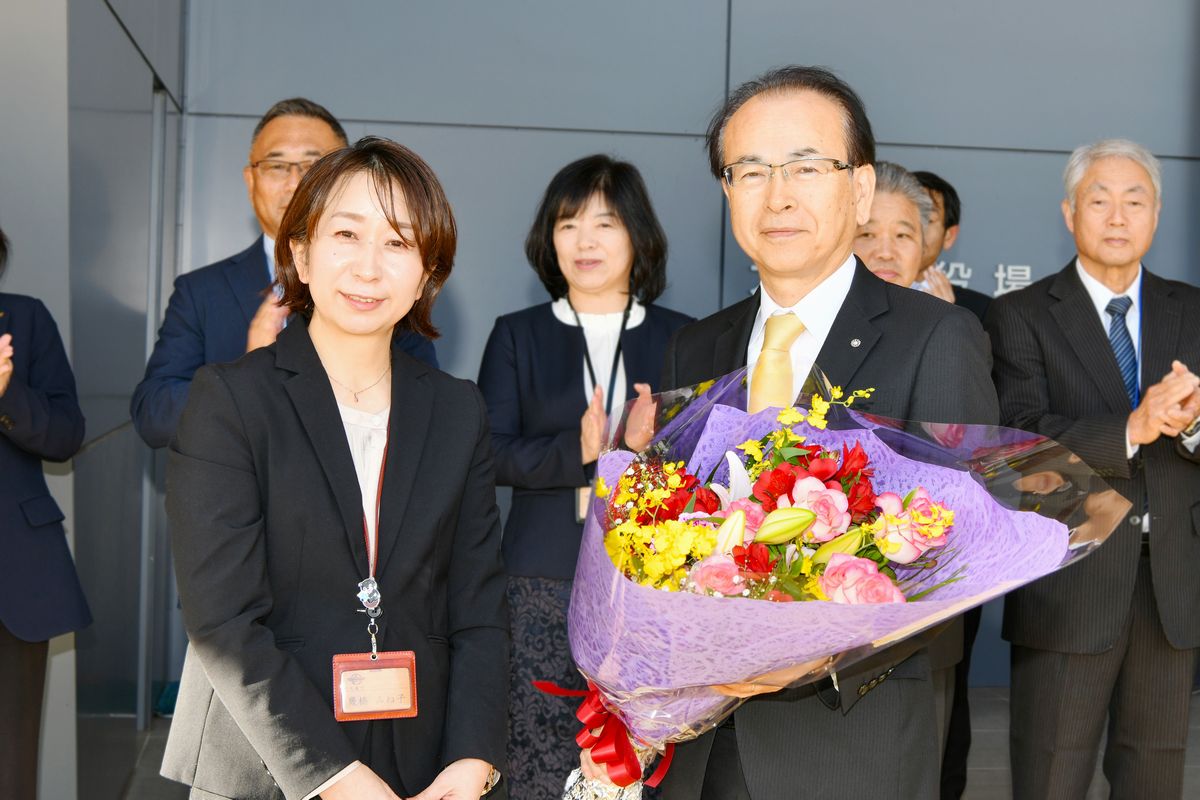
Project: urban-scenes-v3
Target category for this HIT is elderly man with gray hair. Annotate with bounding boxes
[986,138,1200,798]
[854,160,933,289]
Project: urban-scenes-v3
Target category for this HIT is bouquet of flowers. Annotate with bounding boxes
[558,367,1130,797]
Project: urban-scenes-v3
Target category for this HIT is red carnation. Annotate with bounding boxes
[836,442,872,481]
[732,542,776,574]
[845,479,877,522]
[692,486,721,514]
[752,463,800,512]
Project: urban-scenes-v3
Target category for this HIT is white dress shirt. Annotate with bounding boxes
[1074,260,1200,455]
[263,233,277,284]
[551,297,645,413]
[746,253,858,404]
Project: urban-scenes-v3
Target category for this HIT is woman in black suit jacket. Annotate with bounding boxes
[162,139,507,800]
[0,227,89,800]
[477,155,692,798]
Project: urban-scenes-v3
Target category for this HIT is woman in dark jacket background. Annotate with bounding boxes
[477,155,692,798]
[0,224,90,800]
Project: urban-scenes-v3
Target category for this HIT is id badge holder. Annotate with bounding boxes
[332,650,418,722]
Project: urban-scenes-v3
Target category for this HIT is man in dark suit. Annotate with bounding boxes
[655,66,999,800]
[987,139,1200,799]
[131,97,437,448]
[911,170,992,323]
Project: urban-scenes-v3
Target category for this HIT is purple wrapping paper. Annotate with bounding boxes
[568,390,1120,747]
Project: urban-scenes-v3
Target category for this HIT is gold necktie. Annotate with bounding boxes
[748,312,806,413]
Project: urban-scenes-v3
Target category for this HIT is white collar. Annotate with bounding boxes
[1074,258,1142,319]
[550,296,646,328]
[753,253,858,342]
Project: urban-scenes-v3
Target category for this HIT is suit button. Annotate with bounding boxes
[858,683,869,697]
[0,414,13,430]
[1129,515,1141,527]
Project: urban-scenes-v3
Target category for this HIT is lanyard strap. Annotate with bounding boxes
[568,296,633,417]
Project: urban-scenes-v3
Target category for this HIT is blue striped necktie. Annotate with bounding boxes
[1105,295,1138,407]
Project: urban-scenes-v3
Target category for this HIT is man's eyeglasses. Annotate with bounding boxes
[721,156,853,188]
[250,159,319,182]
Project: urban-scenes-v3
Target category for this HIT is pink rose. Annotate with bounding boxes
[783,476,851,543]
[720,498,766,542]
[687,554,743,596]
[872,490,947,564]
[819,553,906,604]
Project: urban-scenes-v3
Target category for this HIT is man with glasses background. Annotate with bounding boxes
[131,98,436,448]
[651,66,999,799]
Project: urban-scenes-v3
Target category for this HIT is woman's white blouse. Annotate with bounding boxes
[337,402,390,563]
[550,297,646,411]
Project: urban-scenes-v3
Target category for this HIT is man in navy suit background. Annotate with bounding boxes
[131,98,437,448]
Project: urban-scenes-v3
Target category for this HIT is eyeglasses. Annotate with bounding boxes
[721,156,853,188]
[250,159,319,182]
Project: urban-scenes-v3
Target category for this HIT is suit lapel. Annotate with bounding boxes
[1047,263,1132,413]
[1139,269,1181,392]
[277,322,370,576]
[375,354,433,577]
[815,261,887,389]
[713,292,760,376]
[224,237,271,325]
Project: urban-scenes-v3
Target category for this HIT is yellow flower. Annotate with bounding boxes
[594,477,610,498]
[776,407,803,426]
[738,438,764,463]
[830,387,844,400]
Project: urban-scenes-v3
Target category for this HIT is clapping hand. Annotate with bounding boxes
[581,385,606,465]
[246,295,288,353]
[408,758,493,800]
[0,333,13,398]
[622,383,656,452]
[923,266,957,303]
[1128,360,1200,445]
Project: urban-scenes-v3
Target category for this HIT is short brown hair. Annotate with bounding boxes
[275,136,455,339]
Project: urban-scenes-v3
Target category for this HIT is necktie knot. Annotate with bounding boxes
[762,312,806,352]
[1106,295,1133,318]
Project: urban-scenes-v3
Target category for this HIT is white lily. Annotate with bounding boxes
[724,450,754,502]
[714,510,747,554]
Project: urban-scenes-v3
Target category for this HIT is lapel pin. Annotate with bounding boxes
[850,338,862,348]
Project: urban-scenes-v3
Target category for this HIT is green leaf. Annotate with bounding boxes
[905,574,964,601]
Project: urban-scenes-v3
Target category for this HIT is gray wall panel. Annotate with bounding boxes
[69,0,156,438]
[106,0,185,103]
[72,425,146,714]
[185,0,727,134]
[730,0,1200,157]
[185,116,723,380]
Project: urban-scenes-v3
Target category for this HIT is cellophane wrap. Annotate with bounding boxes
[567,366,1129,749]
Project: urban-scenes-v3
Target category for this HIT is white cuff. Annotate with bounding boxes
[304,761,362,800]
[1183,422,1200,453]
[1125,426,1139,460]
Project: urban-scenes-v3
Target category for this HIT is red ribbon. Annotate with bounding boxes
[533,680,675,788]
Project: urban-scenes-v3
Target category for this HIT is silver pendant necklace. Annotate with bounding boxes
[329,365,391,403]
